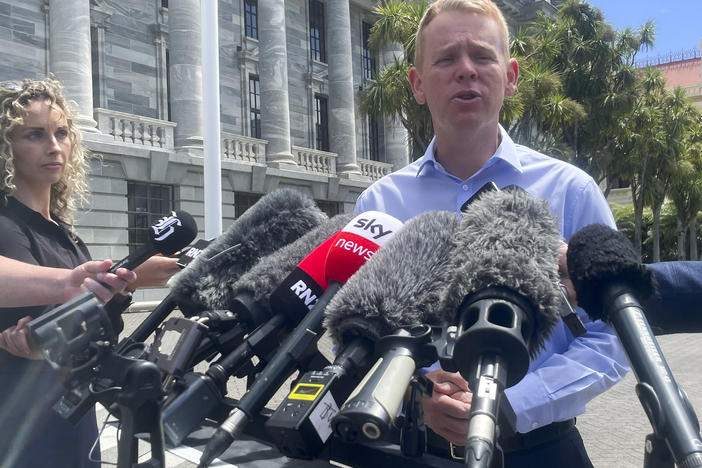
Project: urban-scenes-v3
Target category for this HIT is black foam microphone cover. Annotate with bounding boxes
[168,188,327,314]
[567,223,655,321]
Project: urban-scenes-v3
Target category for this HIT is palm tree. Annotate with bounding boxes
[610,67,666,258]
[670,112,702,259]
[648,87,696,261]
[359,0,431,156]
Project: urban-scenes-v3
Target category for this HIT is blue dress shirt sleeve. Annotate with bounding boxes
[504,175,629,433]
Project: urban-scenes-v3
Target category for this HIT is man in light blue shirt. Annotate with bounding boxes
[354,1,629,466]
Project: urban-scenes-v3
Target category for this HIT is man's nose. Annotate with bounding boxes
[456,56,477,81]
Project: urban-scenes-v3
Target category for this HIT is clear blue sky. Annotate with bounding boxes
[585,0,702,59]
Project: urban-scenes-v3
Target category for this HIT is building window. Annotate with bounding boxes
[249,75,261,138]
[309,0,326,63]
[244,0,258,39]
[315,199,340,217]
[161,0,168,8]
[368,116,380,161]
[314,94,329,152]
[362,22,376,80]
[234,192,263,217]
[127,182,174,253]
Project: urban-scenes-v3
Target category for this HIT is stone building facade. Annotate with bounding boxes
[0,0,559,300]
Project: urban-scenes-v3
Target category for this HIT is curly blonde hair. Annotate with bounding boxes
[0,77,89,224]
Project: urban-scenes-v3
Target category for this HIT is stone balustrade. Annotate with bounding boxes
[358,158,393,181]
[95,108,175,149]
[682,84,702,98]
[293,146,337,175]
[221,133,266,164]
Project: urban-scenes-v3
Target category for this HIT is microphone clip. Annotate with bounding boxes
[400,374,433,458]
[557,284,587,338]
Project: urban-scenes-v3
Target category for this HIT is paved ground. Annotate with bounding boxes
[96,312,701,467]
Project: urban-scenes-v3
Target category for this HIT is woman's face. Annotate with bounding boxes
[9,98,71,191]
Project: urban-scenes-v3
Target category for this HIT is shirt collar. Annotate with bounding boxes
[415,125,523,178]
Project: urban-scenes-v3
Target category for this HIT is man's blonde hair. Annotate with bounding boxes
[414,0,510,70]
[0,78,88,224]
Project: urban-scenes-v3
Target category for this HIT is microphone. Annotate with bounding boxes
[112,209,198,271]
[325,211,462,444]
[567,224,702,467]
[439,187,562,467]
[160,214,352,446]
[198,211,403,467]
[168,188,327,315]
[27,210,198,366]
[225,213,354,327]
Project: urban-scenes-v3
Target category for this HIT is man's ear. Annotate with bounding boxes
[408,66,426,105]
[505,58,519,97]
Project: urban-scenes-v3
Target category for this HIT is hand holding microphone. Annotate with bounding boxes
[27,210,197,366]
[422,369,472,446]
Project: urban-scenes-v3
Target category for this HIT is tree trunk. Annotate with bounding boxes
[652,203,661,263]
[677,217,686,261]
[689,219,698,260]
[632,185,644,260]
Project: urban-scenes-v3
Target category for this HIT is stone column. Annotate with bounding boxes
[90,2,115,110]
[152,5,169,121]
[49,0,97,131]
[168,0,203,150]
[381,43,410,170]
[258,0,296,167]
[328,0,360,176]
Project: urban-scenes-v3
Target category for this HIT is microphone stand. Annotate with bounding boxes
[606,291,702,468]
[437,288,529,468]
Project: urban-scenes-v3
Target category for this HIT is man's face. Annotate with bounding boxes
[409,10,518,138]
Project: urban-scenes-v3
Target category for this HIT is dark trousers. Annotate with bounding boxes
[503,426,593,468]
[0,363,100,468]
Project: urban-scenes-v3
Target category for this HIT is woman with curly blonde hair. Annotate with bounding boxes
[0,78,140,468]
[0,78,90,225]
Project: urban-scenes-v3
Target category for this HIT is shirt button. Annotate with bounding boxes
[531,422,539,429]
[462,184,468,191]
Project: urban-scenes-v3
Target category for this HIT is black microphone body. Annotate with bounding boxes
[264,336,374,459]
[568,224,702,467]
[200,282,343,466]
[439,188,563,468]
